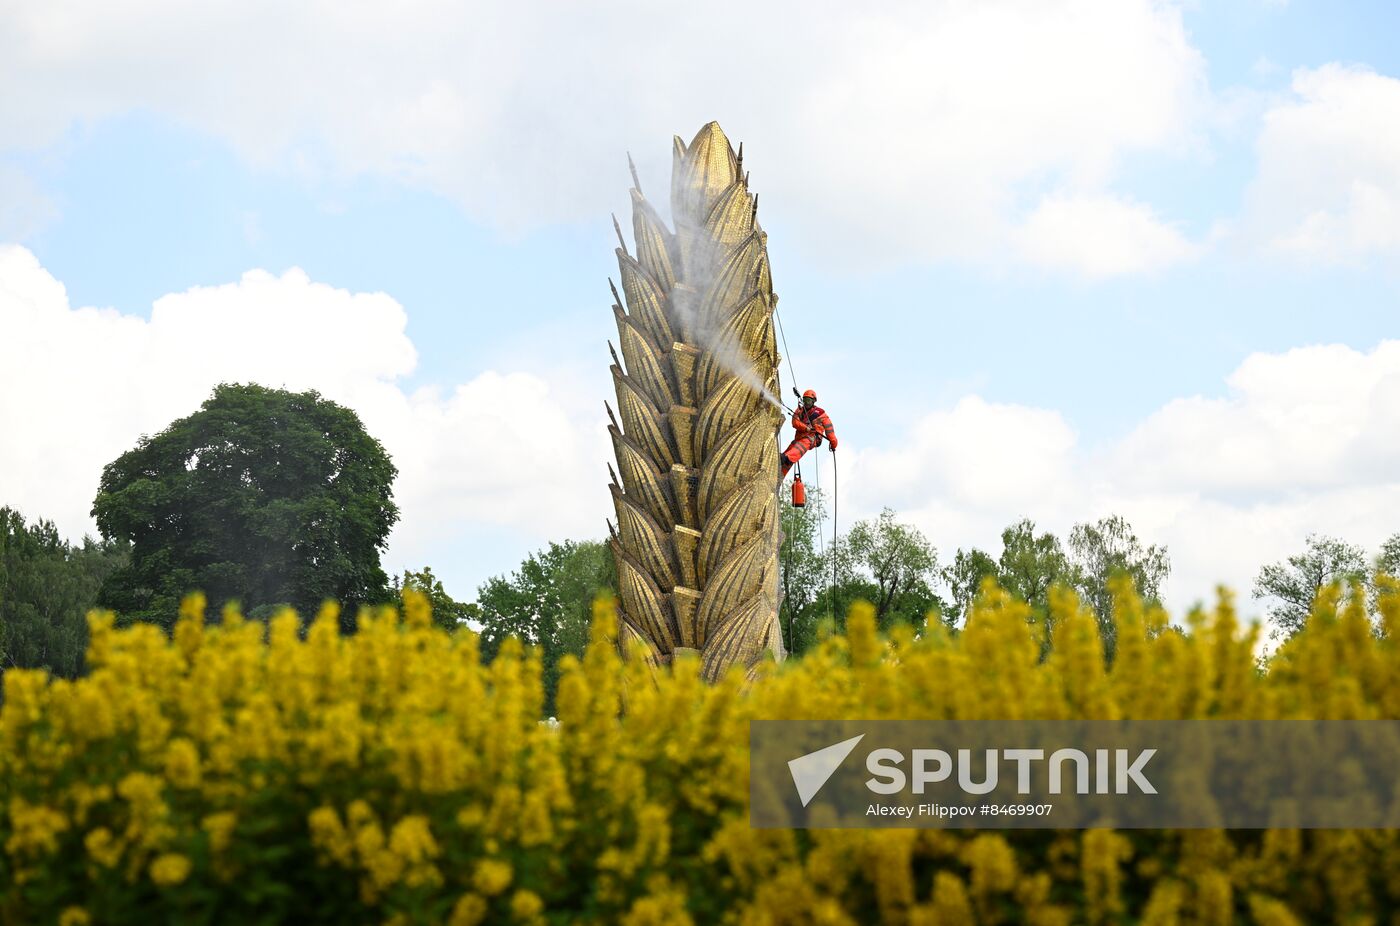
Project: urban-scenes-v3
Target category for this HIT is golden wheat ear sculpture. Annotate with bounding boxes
[605,121,786,681]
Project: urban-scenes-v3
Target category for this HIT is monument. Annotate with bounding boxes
[605,122,786,681]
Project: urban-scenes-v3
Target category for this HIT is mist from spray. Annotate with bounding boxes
[612,140,790,427]
[665,202,787,417]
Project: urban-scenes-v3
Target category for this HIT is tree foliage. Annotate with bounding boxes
[1253,533,1369,639]
[944,516,1164,657]
[475,540,615,715]
[834,508,944,633]
[778,489,832,654]
[0,507,128,680]
[942,546,998,624]
[779,494,946,655]
[1067,514,1170,656]
[92,383,399,629]
[1375,533,1400,579]
[998,519,1073,617]
[390,567,477,633]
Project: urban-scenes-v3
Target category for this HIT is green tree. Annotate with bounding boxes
[93,383,399,630]
[1,507,128,680]
[390,566,478,632]
[998,518,1075,651]
[1068,514,1170,656]
[1376,533,1400,578]
[1374,533,1400,615]
[835,508,944,633]
[778,488,832,655]
[475,540,615,716]
[942,547,998,625]
[1253,533,1367,640]
[998,519,1072,613]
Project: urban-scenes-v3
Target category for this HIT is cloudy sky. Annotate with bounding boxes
[3,0,1399,621]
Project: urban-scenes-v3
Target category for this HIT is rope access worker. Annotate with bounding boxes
[781,388,838,477]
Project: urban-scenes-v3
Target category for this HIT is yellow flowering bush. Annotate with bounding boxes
[2,578,1399,924]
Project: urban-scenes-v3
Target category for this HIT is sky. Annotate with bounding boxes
[3,0,1400,624]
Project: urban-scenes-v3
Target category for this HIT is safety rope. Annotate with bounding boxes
[813,444,832,626]
[774,333,791,655]
[774,305,797,654]
[773,303,837,638]
[831,449,838,625]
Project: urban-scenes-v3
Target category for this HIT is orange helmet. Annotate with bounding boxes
[802,388,817,400]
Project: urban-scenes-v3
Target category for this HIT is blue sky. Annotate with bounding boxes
[3,0,1399,617]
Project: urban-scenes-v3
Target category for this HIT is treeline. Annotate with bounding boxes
[778,490,1169,659]
[4,381,1397,707]
[1252,532,1400,640]
[0,507,128,679]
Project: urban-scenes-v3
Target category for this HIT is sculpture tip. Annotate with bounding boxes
[612,214,628,254]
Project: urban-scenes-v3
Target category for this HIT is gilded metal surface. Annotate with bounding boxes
[695,413,778,521]
[696,481,775,585]
[608,430,675,527]
[695,531,774,644]
[694,373,765,461]
[610,485,678,591]
[613,546,678,651]
[618,257,674,348]
[700,595,771,681]
[611,367,676,469]
[666,408,698,469]
[606,122,786,681]
[613,307,677,407]
[629,191,677,289]
[672,525,701,591]
[693,292,776,401]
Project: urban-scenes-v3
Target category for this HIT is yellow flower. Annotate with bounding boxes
[5,799,69,859]
[202,811,238,855]
[58,907,91,926]
[64,782,113,827]
[84,827,122,868]
[164,738,202,789]
[929,872,975,925]
[1247,893,1304,926]
[403,587,432,630]
[964,832,1018,915]
[510,889,544,921]
[388,815,441,888]
[449,893,489,926]
[473,858,513,897]
[174,592,206,660]
[622,876,693,926]
[150,852,192,886]
[116,772,171,850]
[308,806,355,868]
[1081,830,1132,925]
[1,581,1398,923]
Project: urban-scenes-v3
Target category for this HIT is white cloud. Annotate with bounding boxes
[849,396,1078,514]
[1110,342,1400,494]
[0,0,1207,270]
[7,246,1397,624]
[1245,64,1400,263]
[840,341,1400,620]
[0,245,611,593]
[1016,194,1199,277]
